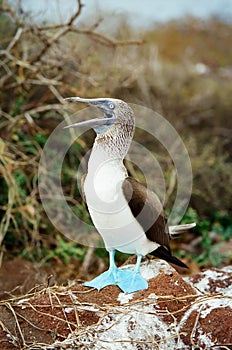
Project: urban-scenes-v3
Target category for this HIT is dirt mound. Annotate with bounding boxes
[0,260,231,349]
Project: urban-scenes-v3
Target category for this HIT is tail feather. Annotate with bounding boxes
[169,222,196,239]
[150,246,188,269]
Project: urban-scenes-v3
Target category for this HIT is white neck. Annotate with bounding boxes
[88,145,127,182]
[85,143,127,206]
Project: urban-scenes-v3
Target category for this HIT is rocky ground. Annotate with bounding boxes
[0,258,231,350]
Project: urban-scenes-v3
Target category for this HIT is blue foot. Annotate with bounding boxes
[117,268,134,282]
[84,268,117,291]
[118,271,148,294]
[83,267,133,291]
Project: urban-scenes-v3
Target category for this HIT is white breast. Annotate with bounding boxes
[84,155,159,256]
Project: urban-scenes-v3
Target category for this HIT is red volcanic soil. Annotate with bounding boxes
[0,258,231,349]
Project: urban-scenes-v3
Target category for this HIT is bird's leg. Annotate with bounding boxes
[117,254,148,294]
[83,250,121,291]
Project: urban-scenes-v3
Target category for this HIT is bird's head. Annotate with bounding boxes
[64,97,135,135]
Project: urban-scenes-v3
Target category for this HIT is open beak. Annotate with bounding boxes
[63,97,112,130]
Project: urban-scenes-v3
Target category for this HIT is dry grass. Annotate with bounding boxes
[0,283,231,349]
[0,0,142,263]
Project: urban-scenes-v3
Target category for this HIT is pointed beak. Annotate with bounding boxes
[63,117,108,130]
[65,97,102,105]
[63,97,113,130]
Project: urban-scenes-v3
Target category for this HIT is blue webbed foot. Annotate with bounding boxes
[84,268,117,291]
[84,267,133,291]
[84,250,117,291]
[118,271,148,293]
[83,251,148,293]
[116,268,134,283]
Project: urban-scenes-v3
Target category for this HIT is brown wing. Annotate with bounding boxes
[122,177,170,250]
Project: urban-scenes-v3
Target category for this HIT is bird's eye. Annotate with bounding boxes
[109,103,114,109]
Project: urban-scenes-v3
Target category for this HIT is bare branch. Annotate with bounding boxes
[71,27,144,47]
[67,0,84,26]
[30,0,84,64]
[0,2,24,27]
[6,27,24,52]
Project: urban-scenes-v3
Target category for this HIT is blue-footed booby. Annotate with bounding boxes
[64,97,195,294]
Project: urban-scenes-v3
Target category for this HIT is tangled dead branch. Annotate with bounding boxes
[0,0,143,261]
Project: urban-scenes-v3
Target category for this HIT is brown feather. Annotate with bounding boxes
[122,177,170,251]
